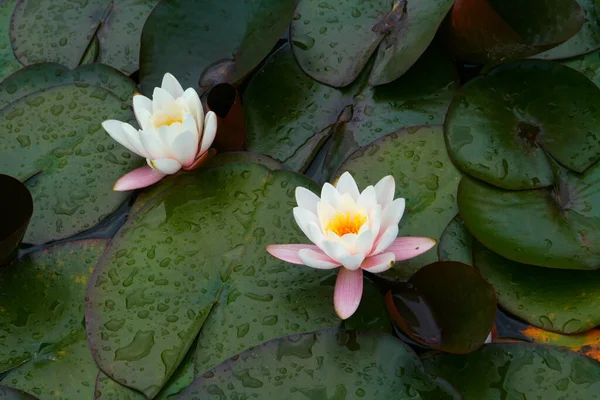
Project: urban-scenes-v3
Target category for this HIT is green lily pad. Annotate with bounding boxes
[0,63,137,108]
[0,84,143,244]
[458,163,600,269]
[9,0,159,73]
[139,0,294,94]
[245,44,458,176]
[290,0,454,87]
[445,60,600,190]
[563,47,600,86]
[438,215,473,265]
[3,330,97,400]
[338,126,462,280]
[182,329,461,399]
[387,261,496,353]
[444,0,584,64]
[0,0,21,82]
[423,343,600,399]
[536,0,600,60]
[85,163,389,398]
[0,386,37,399]
[0,240,106,374]
[473,240,600,334]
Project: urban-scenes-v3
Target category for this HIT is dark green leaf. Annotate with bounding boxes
[438,215,473,265]
[0,175,32,266]
[0,386,37,400]
[0,0,20,82]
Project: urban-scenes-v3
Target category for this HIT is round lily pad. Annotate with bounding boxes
[139,0,294,93]
[85,163,389,398]
[181,329,461,399]
[424,342,600,399]
[445,60,600,190]
[387,261,496,354]
[473,240,600,334]
[563,47,600,87]
[0,240,106,374]
[0,84,143,244]
[338,126,463,280]
[535,0,600,59]
[0,0,20,82]
[438,215,473,265]
[458,164,600,270]
[9,0,159,73]
[0,63,137,108]
[290,0,455,87]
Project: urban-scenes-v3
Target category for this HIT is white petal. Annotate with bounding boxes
[373,225,399,255]
[171,130,198,166]
[133,95,153,126]
[320,239,351,262]
[157,124,179,155]
[140,129,168,160]
[199,111,217,155]
[161,73,184,99]
[152,87,176,113]
[380,198,406,232]
[339,234,358,252]
[357,185,377,213]
[361,252,395,273]
[298,249,341,269]
[354,229,373,255]
[321,183,341,208]
[182,87,204,126]
[375,175,395,209]
[335,172,360,201]
[338,253,365,271]
[182,113,199,139]
[295,186,320,215]
[149,158,182,175]
[121,123,149,158]
[293,208,320,241]
[307,222,327,249]
[317,201,337,231]
[135,108,154,132]
[101,120,139,155]
[368,205,382,242]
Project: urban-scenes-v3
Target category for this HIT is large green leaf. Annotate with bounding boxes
[181,329,461,399]
[563,46,600,86]
[458,164,600,270]
[85,163,389,398]
[0,386,37,400]
[338,126,462,279]
[139,0,293,94]
[0,0,20,82]
[473,241,600,334]
[0,84,143,244]
[0,63,137,108]
[438,215,473,265]
[290,0,454,87]
[445,60,600,190]
[424,343,600,399]
[2,330,97,400]
[0,240,106,374]
[535,0,600,59]
[9,0,159,73]
[245,44,458,177]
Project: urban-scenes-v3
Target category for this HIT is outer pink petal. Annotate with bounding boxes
[387,237,437,261]
[266,244,325,264]
[113,166,165,191]
[334,268,363,320]
[298,249,341,269]
[361,252,395,273]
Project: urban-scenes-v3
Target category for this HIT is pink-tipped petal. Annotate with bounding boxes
[334,268,363,320]
[387,237,437,261]
[298,248,341,269]
[266,244,323,265]
[113,166,165,191]
[361,252,395,273]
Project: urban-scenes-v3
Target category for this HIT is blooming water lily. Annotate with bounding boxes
[102,73,217,191]
[267,172,437,320]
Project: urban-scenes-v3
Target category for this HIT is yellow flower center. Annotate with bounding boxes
[153,111,183,128]
[326,212,367,236]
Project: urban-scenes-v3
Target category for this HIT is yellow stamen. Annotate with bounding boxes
[326,212,367,236]
[153,111,183,128]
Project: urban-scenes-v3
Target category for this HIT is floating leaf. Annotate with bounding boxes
[445,60,600,190]
[0,0,21,82]
[245,44,458,176]
[139,0,294,93]
[387,261,496,353]
[519,325,600,362]
[181,329,461,399]
[0,240,106,373]
[9,0,159,73]
[458,163,600,270]
[438,215,473,265]
[3,330,97,399]
[424,343,600,399]
[85,163,389,397]
[473,241,600,334]
[443,0,584,64]
[0,386,37,400]
[0,84,143,244]
[535,0,600,59]
[0,63,137,108]
[338,126,462,279]
[563,46,600,86]
[0,175,32,265]
[290,0,454,87]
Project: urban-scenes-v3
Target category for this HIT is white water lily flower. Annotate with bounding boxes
[102,72,217,191]
[267,172,436,320]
